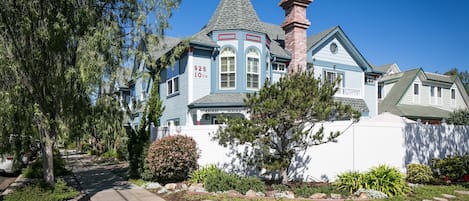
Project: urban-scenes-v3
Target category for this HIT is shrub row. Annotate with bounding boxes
[335,165,409,196]
[189,164,264,194]
[431,154,469,182]
[4,179,79,201]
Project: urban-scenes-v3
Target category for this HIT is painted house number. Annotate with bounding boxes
[194,65,208,78]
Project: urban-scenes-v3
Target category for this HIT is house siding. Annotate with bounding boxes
[159,55,189,126]
[312,38,359,67]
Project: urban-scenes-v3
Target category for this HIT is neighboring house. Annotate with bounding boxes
[123,0,381,129]
[378,65,469,124]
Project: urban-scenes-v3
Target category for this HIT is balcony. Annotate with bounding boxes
[335,87,362,98]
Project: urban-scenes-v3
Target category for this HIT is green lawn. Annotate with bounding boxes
[383,185,469,201]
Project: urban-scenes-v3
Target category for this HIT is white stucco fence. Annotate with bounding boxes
[150,113,469,182]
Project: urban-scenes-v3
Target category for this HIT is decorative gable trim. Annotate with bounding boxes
[308,26,373,73]
[218,33,237,41]
[245,33,261,43]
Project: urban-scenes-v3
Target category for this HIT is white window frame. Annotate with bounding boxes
[413,83,420,104]
[451,88,457,106]
[324,70,343,87]
[246,48,260,89]
[219,47,236,89]
[272,62,287,72]
[167,76,179,96]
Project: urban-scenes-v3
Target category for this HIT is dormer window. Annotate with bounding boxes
[414,84,419,95]
[246,48,260,89]
[220,47,236,89]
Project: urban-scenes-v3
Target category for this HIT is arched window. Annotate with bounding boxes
[220,47,236,89]
[246,48,260,89]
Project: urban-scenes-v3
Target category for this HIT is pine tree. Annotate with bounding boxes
[214,72,361,184]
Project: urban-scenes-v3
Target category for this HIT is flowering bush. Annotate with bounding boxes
[146,135,199,182]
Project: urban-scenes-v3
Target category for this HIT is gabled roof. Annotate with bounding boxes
[261,22,290,59]
[375,63,400,74]
[147,36,182,61]
[307,26,338,50]
[307,26,374,72]
[204,0,265,34]
[379,68,469,119]
[381,68,421,106]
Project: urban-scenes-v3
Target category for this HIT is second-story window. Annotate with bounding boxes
[414,83,419,95]
[167,61,180,96]
[451,89,456,99]
[324,71,342,86]
[246,48,260,89]
[220,47,236,89]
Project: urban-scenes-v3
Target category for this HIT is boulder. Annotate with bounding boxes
[256,191,266,197]
[275,191,295,199]
[143,182,162,190]
[359,192,368,199]
[157,188,168,194]
[188,183,206,193]
[164,183,178,191]
[245,190,257,197]
[310,193,327,199]
[225,190,242,197]
[330,193,342,199]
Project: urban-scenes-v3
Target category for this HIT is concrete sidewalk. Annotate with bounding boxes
[65,153,165,201]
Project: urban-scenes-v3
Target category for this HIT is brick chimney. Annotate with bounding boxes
[279,0,313,75]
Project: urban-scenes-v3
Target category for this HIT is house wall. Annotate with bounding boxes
[364,83,378,117]
[382,82,395,99]
[312,38,359,67]
[189,49,212,103]
[211,31,268,94]
[398,77,467,112]
[152,121,469,181]
[159,55,189,126]
[400,77,421,105]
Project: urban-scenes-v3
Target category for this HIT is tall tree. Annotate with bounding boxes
[445,68,469,95]
[0,0,181,185]
[214,72,361,184]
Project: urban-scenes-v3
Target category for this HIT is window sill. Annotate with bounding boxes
[167,92,180,99]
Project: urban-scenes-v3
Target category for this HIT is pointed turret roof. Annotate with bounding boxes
[204,0,265,34]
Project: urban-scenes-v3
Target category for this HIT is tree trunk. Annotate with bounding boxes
[42,133,55,186]
[281,168,289,184]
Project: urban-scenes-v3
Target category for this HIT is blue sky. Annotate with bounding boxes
[165,0,469,74]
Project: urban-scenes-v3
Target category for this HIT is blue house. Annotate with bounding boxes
[124,0,381,128]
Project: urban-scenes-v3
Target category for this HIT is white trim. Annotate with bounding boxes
[272,62,287,73]
[219,47,236,90]
[167,76,179,96]
[246,48,260,89]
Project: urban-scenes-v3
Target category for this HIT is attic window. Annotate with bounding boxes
[330,43,338,54]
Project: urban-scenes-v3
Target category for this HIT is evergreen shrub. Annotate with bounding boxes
[406,163,433,184]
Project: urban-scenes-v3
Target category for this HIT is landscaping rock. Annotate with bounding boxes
[330,193,342,199]
[165,183,178,191]
[180,183,188,191]
[265,191,275,198]
[245,190,258,197]
[441,194,457,199]
[188,183,206,193]
[157,187,168,194]
[143,182,162,190]
[310,193,327,199]
[359,192,368,199]
[225,190,242,197]
[256,191,266,197]
[274,191,295,199]
[433,197,449,201]
[455,190,469,195]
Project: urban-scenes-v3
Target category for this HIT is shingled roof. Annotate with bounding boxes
[188,93,247,108]
[378,68,469,119]
[204,0,265,34]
